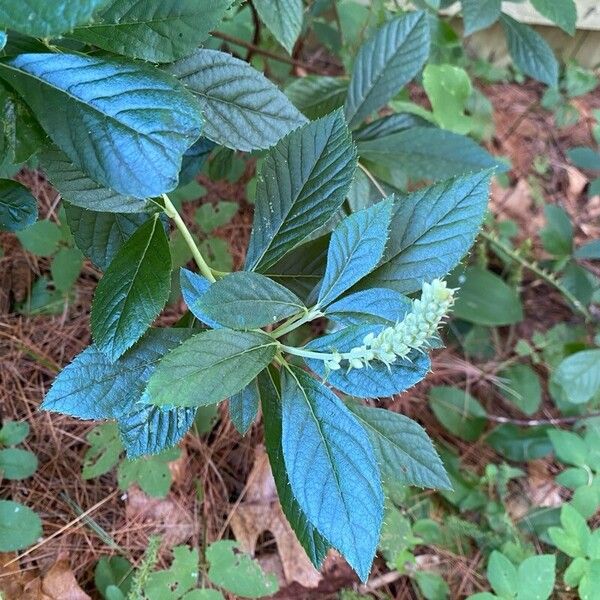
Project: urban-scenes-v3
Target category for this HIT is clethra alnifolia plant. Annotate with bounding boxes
[0,2,497,581]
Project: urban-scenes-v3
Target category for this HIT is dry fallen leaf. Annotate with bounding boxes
[41,555,91,600]
[0,553,48,600]
[228,446,322,589]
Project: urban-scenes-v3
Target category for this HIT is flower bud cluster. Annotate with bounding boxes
[324,279,455,371]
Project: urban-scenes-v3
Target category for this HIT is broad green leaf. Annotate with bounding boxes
[91,216,171,361]
[179,137,215,186]
[487,424,553,461]
[353,113,432,143]
[487,551,518,598]
[70,0,231,63]
[423,64,473,134]
[16,219,62,256]
[549,504,591,558]
[579,563,600,600]
[0,179,37,232]
[51,247,83,293]
[306,324,430,398]
[552,349,600,405]
[0,53,203,198]
[229,380,259,435]
[540,204,573,257]
[531,0,577,35]
[245,111,356,271]
[254,0,303,54]
[65,204,149,270]
[548,430,588,467]
[0,0,107,37]
[363,172,491,294]
[500,15,558,87]
[258,369,330,568]
[206,540,279,598]
[39,146,148,214]
[179,268,222,329]
[286,76,348,120]
[281,366,383,582]
[144,545,199,600]
[357,127,502,181]
[82,423,123,479]
[195,201,237,234]
[0,448,37,480]
[452,267,524,326]
[195,272,305,330]
[0,421,29,446]
[146,329,277,408]
[344,11,430,127]
[168,48,306,151]
[42,329,196,458]
[428,386,487,442]
[414,571,450,600]
[567,147,600,171]
[95,556,133,600]
[575,240,600,260]
[0,500,42,552]
[347,401,450,490]
[461,0,501,35]
[497,364,542,416]
[317,198,394,307]
[117,448,179,497]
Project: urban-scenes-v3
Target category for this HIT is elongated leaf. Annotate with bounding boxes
[195,272,305,330]
[39,146,148,213]
[0,0,107,37]
[363,171,491,293]
[325,288,411,326]
[286,76,348,120]
[245,111,357,271]
[91,216,171,361]
[357,127,502,181]
[254,0,303,54]
[179,268,222,329]
[347,401,450,489]
[258,369,330,567]
[531,0,576,35]
[461,0,501,35]
[169,49,305,151]
[500,15,558,87]
[229,379,260,435]
[42,329,196,457]
[0,179,37,232]
[64,204,149,270]
[70,0,231,62]
[344,11,430,128]
[179,137,215,185]
[352,113,431,142]
[305,324,430,398]
[146,329,277,407]
[317,199,393,307]
[0,53,203,198]
[281,366,383,582]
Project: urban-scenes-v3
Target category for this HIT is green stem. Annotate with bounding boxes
[271,308,323,338]
[162,194,216,283]
[280,344,334,361]
[481,230,592,322]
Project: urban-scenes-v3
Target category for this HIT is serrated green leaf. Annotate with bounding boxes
[169,48,305,151]
[195,271,305,330]
[39,146,148,214]
[552,350,600,405]
[345,11,430,128]
[0,421,29,446]
[117,448,179,497]
[347,401,450,490]
[65,204,149,271]
[229,379,259,435]
[363,172,491,294]
[0,448,37,480]
[70,0,231,62]
[461,0,501,35]
[0,179,37,232]
[0,0,107,37]
[146,329,277,408]
[0,500,42,552]
[530,0,577,35]
[0,53,203,198]
[206,541,278,597]
[500,15,558,87]
[91,216,171,361]
[281,366,383,582]
[16,219,62,256]
[82,423,123,479]
[352,113,432,142]
[258,369,330,568]
[51,247,83,293]
[254,0,302,54]
[428,386,487,442]
[245,111,357,271]
[286,76,348,120]
[317,198,393,307]
[357,127,501,181]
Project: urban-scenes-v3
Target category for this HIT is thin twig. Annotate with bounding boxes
[358,162,387,198]
[486,411,600,427]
